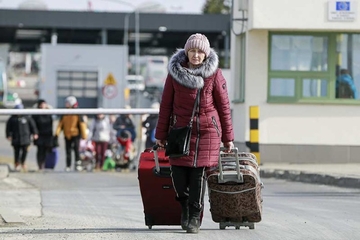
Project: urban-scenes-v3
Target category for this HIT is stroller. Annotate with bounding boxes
[76,139,96,172]
[112,130,135,171]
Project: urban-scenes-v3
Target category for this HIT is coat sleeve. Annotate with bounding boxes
[88,119,95,140]
[212,69,234,143]
[78,115,88,140]
[155,74,174,140]
[28,117,38,135]
[112,117,122,131]
[5,117,12,138]
[55,116,63,136]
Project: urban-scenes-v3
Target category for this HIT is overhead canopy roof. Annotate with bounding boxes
[0,9,230,54]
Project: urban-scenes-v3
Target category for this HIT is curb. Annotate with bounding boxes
[260,169,360,189]
[0,164,10,179]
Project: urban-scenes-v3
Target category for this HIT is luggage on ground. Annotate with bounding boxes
[138,146,181,229]
[44,148,58,169]
[206,148,263,230]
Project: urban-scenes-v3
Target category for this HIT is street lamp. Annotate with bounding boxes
[101,0,140,88]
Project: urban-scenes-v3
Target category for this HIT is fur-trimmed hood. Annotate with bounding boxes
[168,49,219,89]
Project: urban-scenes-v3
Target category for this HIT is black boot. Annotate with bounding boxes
[179,200,189,230]
[186,205,201,234]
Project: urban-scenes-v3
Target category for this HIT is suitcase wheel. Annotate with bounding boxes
[249,223,255,230]
[235,225,240,230]
[219,222,226,230]
[148,225,152,229]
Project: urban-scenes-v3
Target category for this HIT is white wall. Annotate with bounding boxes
[40,44,127,109]
[250,0,360,30]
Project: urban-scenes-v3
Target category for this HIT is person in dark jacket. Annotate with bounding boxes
[54,96,88,172]
[6,104,39,172]
[142,102,159,148]
[32,99,53,170]
[113,107,137,142]
[155,33,234,233]
[336,69,358,99]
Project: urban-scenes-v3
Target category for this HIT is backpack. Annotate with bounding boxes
[338,82,353,98]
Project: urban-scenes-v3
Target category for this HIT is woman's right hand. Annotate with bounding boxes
[156,139,167,148]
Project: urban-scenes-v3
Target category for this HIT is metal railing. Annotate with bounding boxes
[0,108,159,115]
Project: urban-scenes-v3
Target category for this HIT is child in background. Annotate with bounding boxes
[102,149,116,171]
[115,130,134,170]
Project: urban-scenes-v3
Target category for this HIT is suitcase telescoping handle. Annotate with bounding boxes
[218,147,243,183]
[152,144,160,173]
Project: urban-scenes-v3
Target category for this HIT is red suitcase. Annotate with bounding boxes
[138,146,181,229]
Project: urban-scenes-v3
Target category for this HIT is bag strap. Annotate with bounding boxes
[189,89,201,127]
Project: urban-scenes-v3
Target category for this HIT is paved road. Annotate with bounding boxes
[0,172,359,240]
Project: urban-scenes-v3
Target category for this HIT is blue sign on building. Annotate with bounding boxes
[336,1,350,11]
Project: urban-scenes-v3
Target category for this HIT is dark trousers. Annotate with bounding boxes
[94,141,109,168]
[36,145,51,169]
[65,136,80,168]
[13,145,29,165]
[170,165,207,210]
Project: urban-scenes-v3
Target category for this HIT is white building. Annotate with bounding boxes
[231,0,360,163]
[40,44,128,109]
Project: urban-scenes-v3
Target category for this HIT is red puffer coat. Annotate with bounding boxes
[155,49,234,168]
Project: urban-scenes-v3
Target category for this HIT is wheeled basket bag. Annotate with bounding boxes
[207,147,263,230]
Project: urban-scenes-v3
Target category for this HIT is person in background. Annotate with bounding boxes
[102,149,116,171]
[142,102,159,149]
[108,114,118,148]
[54,96,87,172]
[336,68,358,99]
[32,99,53,171]
[113,106,137,142]
[6,104,39,172]
[116,130,134,166]
[88,112,111,170]
[155,33,234,233]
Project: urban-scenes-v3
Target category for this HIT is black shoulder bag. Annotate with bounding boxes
[165,89,201,158]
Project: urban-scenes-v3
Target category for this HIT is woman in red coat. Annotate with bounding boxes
[155,33,234,233]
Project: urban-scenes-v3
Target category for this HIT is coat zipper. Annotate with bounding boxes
[194,94,201,167]
[212,116,220,137]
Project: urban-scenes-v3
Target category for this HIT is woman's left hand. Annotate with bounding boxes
[223,141,234,152]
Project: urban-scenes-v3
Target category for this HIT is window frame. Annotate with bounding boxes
[233,33,246,103]
[266,32,360,104]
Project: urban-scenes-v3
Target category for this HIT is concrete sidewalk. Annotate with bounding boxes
[260,163,360,189]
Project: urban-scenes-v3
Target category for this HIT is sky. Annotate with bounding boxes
[0,0,207,14]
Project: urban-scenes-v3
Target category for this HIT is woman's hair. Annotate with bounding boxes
[340,69,349,75]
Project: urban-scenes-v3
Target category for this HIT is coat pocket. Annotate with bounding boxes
[211,116,220,137]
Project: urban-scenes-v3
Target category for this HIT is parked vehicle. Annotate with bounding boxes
[126,75,145,92]
[130,55,168,94]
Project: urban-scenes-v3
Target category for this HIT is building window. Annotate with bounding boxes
[271,35,328,72]
[269,78,295,97]
[268,33,360,103]
[335,34,360,100]
[302,78,328,98]
[57,70,98,98]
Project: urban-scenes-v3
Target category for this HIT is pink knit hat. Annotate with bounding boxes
[184,33,210,57]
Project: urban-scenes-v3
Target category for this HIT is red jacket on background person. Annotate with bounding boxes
[155,48,234,168]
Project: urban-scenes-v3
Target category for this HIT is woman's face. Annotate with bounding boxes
[187,48,206,66]
[65,102,71,108]
[39,102,46,109]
